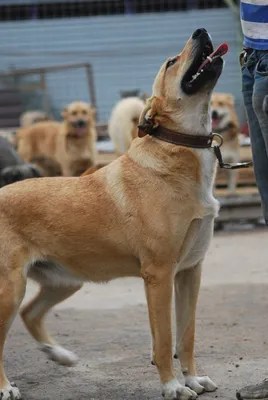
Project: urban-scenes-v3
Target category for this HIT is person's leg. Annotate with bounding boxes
[252,51,268,223]
[242,52,268,225]
[236,52,268,400]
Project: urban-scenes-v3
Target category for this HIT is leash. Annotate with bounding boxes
[211,133,252,170]
[138,122,252,170]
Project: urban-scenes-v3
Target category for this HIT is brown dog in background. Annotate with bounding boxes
[211,93,240,194]
[16,101,97,176]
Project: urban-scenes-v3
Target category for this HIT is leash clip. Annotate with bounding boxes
[211,133,252,169]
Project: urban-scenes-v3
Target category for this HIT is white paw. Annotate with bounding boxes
[162,379,198,400]
[0,382,21,400]
[41,344,78,366]
[185,375,217,394]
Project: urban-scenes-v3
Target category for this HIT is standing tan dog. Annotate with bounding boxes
[211,93,240,194]
[0,29,225,400]
[16,101,97,176]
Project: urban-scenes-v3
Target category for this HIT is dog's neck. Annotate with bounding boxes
[155,105,212,138]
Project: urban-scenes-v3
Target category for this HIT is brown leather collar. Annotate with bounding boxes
[137,121,253,170]
[138,123,213,149]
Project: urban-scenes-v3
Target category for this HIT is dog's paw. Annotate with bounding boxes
[0,382,21,400]
[185,375,217,394]
[41,344,78,366]
[162,379,198,400]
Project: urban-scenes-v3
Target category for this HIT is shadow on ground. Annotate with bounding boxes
[5,283,268,400]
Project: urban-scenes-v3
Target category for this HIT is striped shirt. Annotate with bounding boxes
[240,0,268,50]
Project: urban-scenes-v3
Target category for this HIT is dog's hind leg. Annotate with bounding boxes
[20,283,82,367]
[0,259,27,400]
[174,262,217,395]
[20,261,83,366]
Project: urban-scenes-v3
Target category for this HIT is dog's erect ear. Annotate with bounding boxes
[61,106,69,120]
[225,94,235,106]
[138,96,165,134]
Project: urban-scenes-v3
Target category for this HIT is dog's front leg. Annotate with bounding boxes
[142,263,197,400]
[227,169,238,195]
[174,262,217,395]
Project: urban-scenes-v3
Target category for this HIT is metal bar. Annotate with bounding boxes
[40,72,50,115]
[0,63,93,77]
[85,64,98,121]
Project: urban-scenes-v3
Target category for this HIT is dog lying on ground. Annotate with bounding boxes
[0,136,42,187]
[20,110,51,128]
[0,28,226,400]
[211,93,240,194]
[16,101,97,176]
[108,96,146,155]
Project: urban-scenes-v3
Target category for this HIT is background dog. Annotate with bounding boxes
[211,93,240,194]
[108,96,146,155]
[16,101,97,176]
[0,136,42,187]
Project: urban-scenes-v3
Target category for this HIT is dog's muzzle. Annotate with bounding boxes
[72,120,87,128]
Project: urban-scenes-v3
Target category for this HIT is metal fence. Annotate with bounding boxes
[0,0,243,128]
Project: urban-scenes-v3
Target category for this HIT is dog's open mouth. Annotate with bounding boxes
[212,114,224,129]
[182,41,228,95]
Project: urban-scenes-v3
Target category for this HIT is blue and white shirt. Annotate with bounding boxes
[240,0,268,50]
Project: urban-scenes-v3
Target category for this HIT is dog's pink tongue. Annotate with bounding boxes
[212,118,219,129]
[198,42,228,72]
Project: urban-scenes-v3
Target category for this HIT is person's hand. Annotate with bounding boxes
[239,49,247,67]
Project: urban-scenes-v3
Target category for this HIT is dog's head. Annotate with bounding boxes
[211,93,238,132]
[139,29,226,135]
[61,102,95,138]
[0,164,42,187]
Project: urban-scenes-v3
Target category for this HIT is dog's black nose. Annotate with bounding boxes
[192,28,208,39]
[77,120,86,128]
[212,110,218,119]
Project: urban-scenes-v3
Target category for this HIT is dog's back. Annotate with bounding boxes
[16,121,61,162]
[108,97,145,155]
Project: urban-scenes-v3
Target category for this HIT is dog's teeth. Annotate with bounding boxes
[190,71,201,82]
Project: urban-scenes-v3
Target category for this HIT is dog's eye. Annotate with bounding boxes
[82,110,88,115]
[166,58,177,70]
[218,102,223,107]
[71,111,77,116]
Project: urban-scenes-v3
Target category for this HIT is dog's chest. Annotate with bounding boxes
[66,139,92,157]
[175,149,219,272]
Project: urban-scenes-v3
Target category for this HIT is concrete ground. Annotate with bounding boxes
[4,228,268,400]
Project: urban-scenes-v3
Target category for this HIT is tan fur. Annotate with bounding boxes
[0,32,221,400]
[211,93,240,194]
[16,102,97,177]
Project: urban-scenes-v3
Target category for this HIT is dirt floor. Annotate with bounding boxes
[4,228,268,400]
